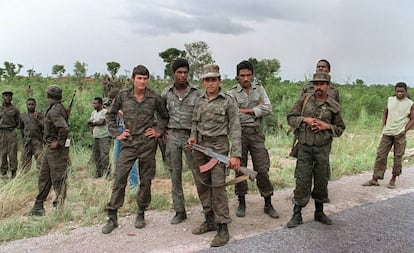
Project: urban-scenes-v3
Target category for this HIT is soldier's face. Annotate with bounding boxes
[2,94,12,104]
[313,81,330,97]
[173,67,189,85]
[133,74,149,91]
[316,61,330,73]
[238,69,253,88]
[203,77,221,96]
[26,101,36,111]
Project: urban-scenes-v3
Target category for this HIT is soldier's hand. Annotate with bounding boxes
[49,141,59,149]
[116,129,130,140]
[229,157,240,172]
[144,128,161,138]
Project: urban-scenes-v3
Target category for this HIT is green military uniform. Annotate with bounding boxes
[227,82,274,198]
[28,85,70,215]
[191,89,241,225]
[0,92,20,177]
[106,87,168,212]
[89,108,111,177]
[161,83,201,215]
[287,93,345,206]
[19,111,44,172]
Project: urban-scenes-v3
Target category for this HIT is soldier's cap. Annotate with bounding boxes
[201,64,220,79]
[47,85,62,99]
[2,91,13,96]
[310,72,331,83]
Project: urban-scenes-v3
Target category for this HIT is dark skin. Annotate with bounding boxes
[367,87,414,184]
[302,81,332,133]
[87,100,106,127]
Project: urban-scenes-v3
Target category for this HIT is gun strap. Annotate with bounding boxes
[196,174,249,188]
[291,94,312,148]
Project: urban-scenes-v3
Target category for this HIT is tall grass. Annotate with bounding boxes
[2,77,414,242]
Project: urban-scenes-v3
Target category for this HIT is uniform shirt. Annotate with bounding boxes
[161,82,201,130]
[0,104,20,129]
[191,89,242,158]
[287,94,345,146]
[44,103,69,147]
[227,82,272,127]
[302,81,341,103]
[19,112,44,141]
[89,108,109,138]
[382,96,414,136]
[106,87,168,138]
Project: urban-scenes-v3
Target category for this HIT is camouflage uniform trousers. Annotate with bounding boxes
[235,126,273,197]
[373,132,406,180]
[293,143,331,207]
[106,134,157,211]
[92,137,111,177]
[193,136,231,224]
[21,138,44,172]
[0,129,18,175]
[166,129,195,213]
[35,145,70,207]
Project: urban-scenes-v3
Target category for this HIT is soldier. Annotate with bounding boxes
[286,72,345,228]
[27,85,70,216]
[227,60,279,219]
[102,65,168,234]
[301,59,340,103]
[0,91,20,178]
[161,58,201,224]
[19,98,44,172]
[187,64,241,247]
[87,97,111,178]
[363,82,414,189]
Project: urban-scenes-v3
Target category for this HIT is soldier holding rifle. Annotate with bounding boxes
[187,64,241,247]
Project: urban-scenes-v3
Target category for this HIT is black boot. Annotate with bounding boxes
[264,196,279,218]
[192,213,217,235]
[287,204,303,228]
[211,223,230,247]
[314,201,332,225]
[171,211,187,224]
[26,201,45,216]
[102,209,118,234]
[236,195,246,217]
[135,208,146,229]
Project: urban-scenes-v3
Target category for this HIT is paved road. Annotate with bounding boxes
[200,192,414,253]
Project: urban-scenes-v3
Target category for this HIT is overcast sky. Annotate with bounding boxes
[1,0,413,84]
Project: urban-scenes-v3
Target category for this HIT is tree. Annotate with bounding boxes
[27,68,36,77]
[106,61,121,80]
[248,58,280,85]
[184,41,215,80]
[52,64,66,77]
[3,61,23,79]
[158,48,186,79]
[73,61,88,81]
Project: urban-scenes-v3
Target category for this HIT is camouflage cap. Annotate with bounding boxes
[2,91,13,96]
[310,72,331,83]
[201,64,220,79]
[47,85,62,99]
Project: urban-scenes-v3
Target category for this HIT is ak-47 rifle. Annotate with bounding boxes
[190,143,257,181]
[66,90,77,118]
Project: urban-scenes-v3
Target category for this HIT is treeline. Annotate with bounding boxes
[1,76,402,149]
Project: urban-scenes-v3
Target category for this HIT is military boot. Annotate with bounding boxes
[192,213,217,235]
[26,201,45,216]
[134,209,146,229]
[314,201,332,225]
[102,209,118,234]
[263,196,280,218]
[287,204,303,228]
[171,211,187,224]
[236,195,246,217]
[210,223,230,247]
